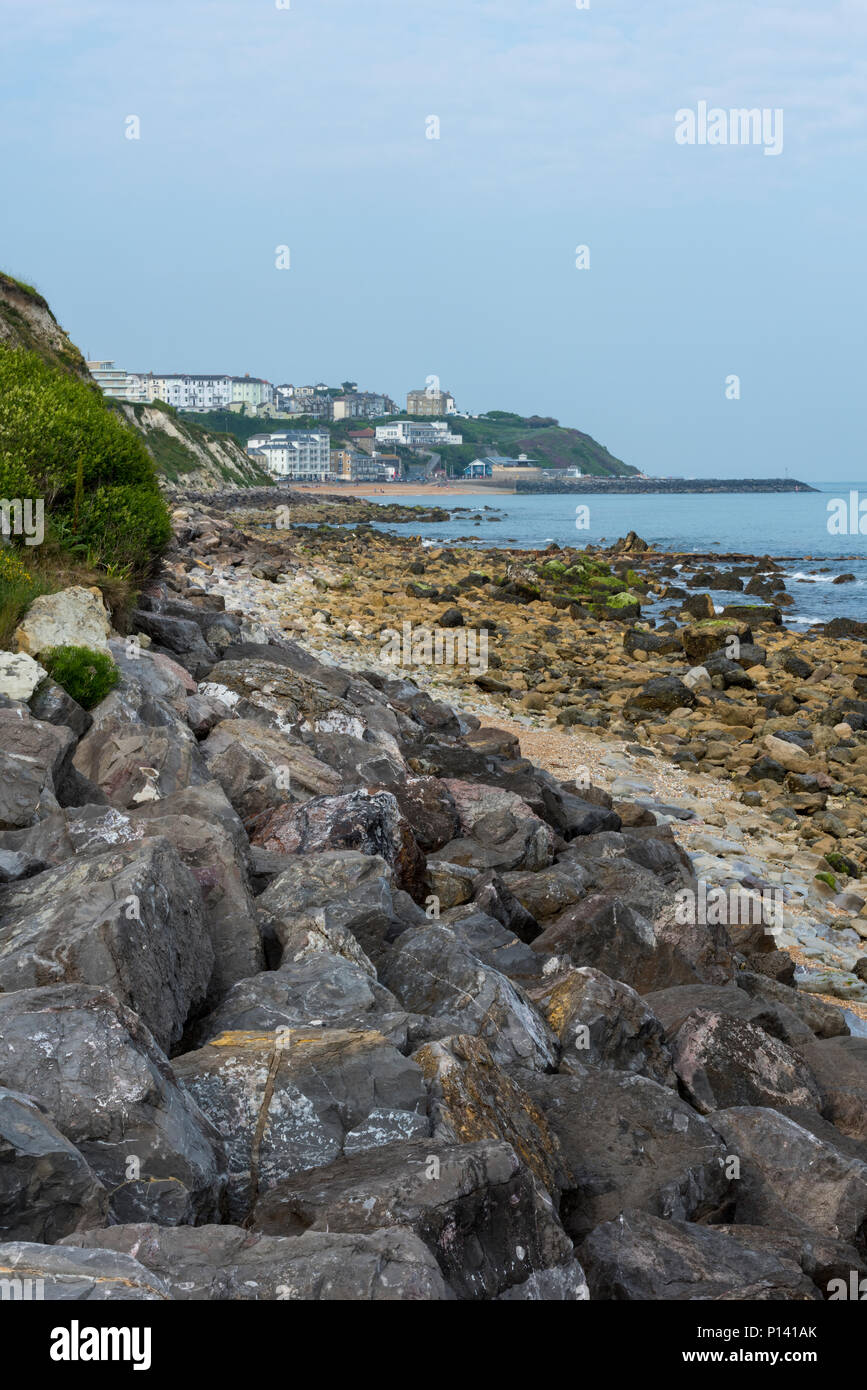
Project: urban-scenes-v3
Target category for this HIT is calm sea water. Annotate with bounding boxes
[360,481,867,626]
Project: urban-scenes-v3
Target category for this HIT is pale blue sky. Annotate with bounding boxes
[2,0,865,478]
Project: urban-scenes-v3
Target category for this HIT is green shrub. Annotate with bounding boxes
[0,346,170,578]
[40,644,119,709]
[0,546,52,648]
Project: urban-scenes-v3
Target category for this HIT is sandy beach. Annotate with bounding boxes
[290,481,514,498]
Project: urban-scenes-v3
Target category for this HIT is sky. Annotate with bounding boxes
[1,0,865,480]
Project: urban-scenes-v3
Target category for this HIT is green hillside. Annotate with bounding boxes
[181,407,636,477]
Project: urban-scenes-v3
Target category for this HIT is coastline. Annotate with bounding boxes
[172,493,867,1023]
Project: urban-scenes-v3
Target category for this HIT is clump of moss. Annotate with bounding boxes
[40,644,119,709]
[814,871,838,893]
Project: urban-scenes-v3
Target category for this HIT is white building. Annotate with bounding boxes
[87,361,149,403]
[130,374,273,412]
[247,430,331,481]
[374,420,462,448]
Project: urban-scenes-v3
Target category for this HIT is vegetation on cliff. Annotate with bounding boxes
[181,407,636,478]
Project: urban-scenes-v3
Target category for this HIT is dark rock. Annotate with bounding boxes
[0,1242,170,1300]
[175,1028,428,1222]
[250,1139,572,1300]
[709,1107,867,1250]
[581,1210,819,1301]
[669,1009,822,1114]
[0,986,225,1225]
[628,677,697,715]
[250,789,427,899]
[0,838,212,1053]
[0,1087,107,1242]
[379,923,557,1069]
[61,1223,451,1300]
[520,1067,731,1240]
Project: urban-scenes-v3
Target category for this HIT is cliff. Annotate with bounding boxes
[0,272,269,493]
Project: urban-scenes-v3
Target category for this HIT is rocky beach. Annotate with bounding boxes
[1,485,866,1302]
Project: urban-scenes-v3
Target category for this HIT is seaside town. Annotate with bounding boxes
[85,361,584,486]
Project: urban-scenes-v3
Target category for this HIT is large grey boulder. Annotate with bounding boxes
[174,1028,429,1221]
[0,1242,170,1300]
[380,924,557,1069]
[251,789,427,899]
[255,850,397,970]
[62,1223,450,1301]
[0,1088,107,1242]
[709,1107,867,1249]
[0,707,74,830]
[130,610,217,679]
[72,722,208,809]
[669,1010,822,1115]
[534,968,676,1085]
[519,1066,731,1240]
[192,953,408,1048]
[201,719,341,826]
[64,783,263,1001]
[0,986,225,1225]
[580,1210,820,1301]
[250,1139,573,1300]
[647,982,814,1049]
[797,1037,867,1140]
[0,837,213,1053]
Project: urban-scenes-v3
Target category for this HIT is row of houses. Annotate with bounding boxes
[87,362,453,423]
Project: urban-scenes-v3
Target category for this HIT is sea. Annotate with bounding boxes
[359,481,867,629]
